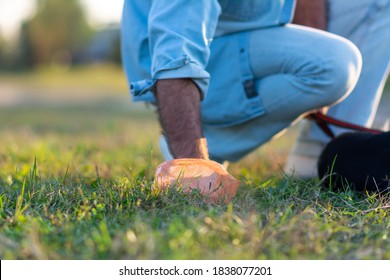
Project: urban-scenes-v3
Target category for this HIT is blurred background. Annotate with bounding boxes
[0,0,128,103]
[0,0,389,178]
[0,0,122,68]
[0,0,161,179]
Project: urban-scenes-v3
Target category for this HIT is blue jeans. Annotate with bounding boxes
[203,24,361,162]
[295,0,390,150]
[121,1,363,163]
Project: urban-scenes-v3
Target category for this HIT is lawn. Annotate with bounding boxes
[0,67,389,259]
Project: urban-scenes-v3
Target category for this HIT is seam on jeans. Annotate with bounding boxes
[238,32,259,100]
[200,32,265,127]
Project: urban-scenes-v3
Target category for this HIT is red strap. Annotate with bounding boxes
[306,112,384,139]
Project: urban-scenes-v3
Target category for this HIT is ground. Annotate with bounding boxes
[0,66,389,259]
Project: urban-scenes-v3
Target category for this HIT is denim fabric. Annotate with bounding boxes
[215,0,296,36]
[122,0,296,103]
[201,32,265,127]
[204,25,361,162]
[122,0,221,102]
[121,0,362,162]
[296,0,390,149]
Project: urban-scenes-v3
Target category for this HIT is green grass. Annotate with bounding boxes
[0,64,128,94]
[0,68,389,260]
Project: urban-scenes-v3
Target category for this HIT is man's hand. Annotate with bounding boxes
[154,79,239,203]
[155,79,209,159]
[155,158,240,204]
[293,0,328,30]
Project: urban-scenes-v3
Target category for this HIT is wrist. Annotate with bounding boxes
[168,137,209,160]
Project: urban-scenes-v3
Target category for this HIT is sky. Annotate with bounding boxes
[0,0,124,40]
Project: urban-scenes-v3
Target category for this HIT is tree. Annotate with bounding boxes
[18,22,35,68]
[0,31,5,67]
[21,0,92,66]
[0,31,19,70]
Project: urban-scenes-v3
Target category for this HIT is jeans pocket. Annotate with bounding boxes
[201,32,265,127]
[218,0,271,20]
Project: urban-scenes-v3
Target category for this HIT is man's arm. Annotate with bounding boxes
[155,78,209,159]
[146,0,220,160]
[292,0,328,30]
[154,78,240,204]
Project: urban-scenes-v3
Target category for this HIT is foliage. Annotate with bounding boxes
[0,31,16,70]
[0,32,4,64]
[18,0,93,67]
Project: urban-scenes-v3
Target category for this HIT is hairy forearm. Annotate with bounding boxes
[293,0,328,30]
[154,79,209,159]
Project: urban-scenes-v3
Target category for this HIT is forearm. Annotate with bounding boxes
[293,0,328,30]
[155,79,209,159]
[147,1,220,160]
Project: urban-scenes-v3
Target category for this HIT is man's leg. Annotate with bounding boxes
[203,24,361,163]
[285,0,390,177]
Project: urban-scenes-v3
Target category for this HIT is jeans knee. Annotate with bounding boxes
[320,36,362,106]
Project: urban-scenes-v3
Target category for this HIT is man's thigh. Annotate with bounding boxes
[247,24,360,121]
[204,25,361,162]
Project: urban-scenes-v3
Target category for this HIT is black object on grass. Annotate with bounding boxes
[318,132,390,193]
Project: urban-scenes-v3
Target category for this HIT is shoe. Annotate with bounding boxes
[159,135,174,161]
[284,139,325,179]
[284,153,319,179]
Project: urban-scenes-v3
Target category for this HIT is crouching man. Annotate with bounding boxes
[121,0,361,203]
